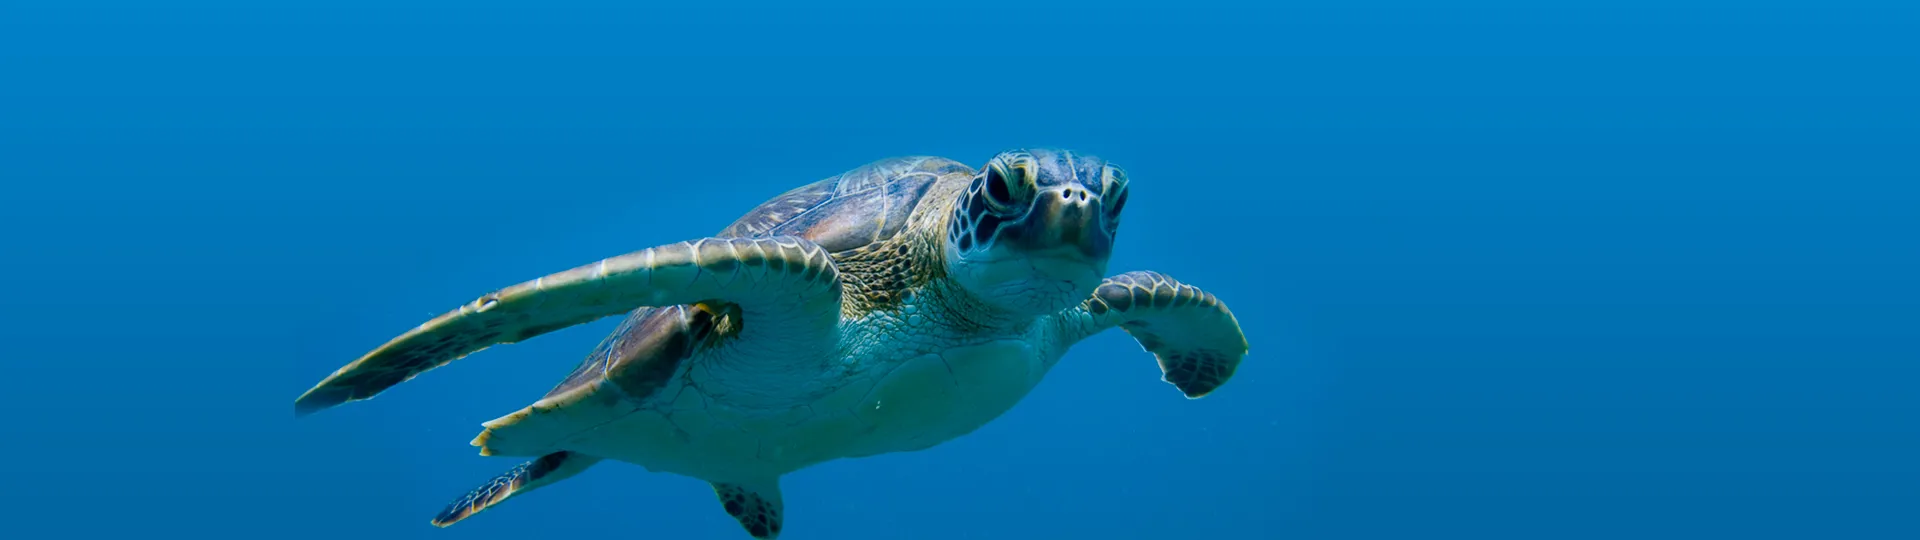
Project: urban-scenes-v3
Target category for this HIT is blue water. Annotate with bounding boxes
[2,1,1915,538]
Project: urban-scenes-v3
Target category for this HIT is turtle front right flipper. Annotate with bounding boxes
[293,236,844,417]
[1061,270,1249,399]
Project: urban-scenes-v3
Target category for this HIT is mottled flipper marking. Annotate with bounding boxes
[1070,270,1249,398]
[293,236,843,417]
[430,451,601,527]
[712,479,785,539]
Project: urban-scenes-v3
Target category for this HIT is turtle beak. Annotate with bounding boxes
[1017,185,1112,266]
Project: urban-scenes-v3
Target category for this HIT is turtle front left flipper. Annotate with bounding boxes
[293,236,843,417]
[1062,270,1250,398]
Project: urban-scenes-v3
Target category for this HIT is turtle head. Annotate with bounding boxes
[944,148,1129,315]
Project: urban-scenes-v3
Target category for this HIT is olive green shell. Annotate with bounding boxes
[542,156,974,398]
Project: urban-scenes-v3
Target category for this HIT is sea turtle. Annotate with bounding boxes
[293,148,1250,538]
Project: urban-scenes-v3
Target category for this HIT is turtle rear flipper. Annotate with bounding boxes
[712,478,785,539]
[431,451,601,527]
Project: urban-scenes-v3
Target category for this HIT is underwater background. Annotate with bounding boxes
[2,1,1915,539]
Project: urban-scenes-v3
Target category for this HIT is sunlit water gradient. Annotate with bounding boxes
[1,2,1914,539]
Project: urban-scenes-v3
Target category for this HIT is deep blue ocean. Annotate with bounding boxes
[2,2,1915,539]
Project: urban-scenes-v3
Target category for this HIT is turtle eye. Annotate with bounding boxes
[982,165,1022,212]
[1101,166,1129,222]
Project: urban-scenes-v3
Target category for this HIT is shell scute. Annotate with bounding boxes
[719,156,963,252]
[546,156,968,400]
